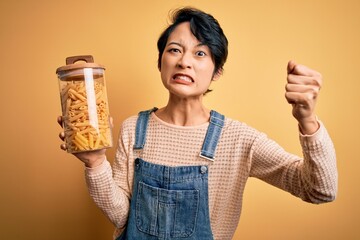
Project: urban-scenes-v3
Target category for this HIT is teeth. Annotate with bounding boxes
[175,75,192,82]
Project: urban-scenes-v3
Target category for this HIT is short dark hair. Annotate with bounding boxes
[157,7,228,75]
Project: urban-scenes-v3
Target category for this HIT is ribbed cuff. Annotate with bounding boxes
[85,158,110,175]
[299,119,326,151]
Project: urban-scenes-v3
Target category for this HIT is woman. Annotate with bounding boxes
[58,7,337,240]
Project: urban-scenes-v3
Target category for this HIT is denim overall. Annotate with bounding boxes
[117,108,224,240]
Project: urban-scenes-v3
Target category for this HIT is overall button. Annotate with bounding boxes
[200,166,207,174]
[135,158,140,167]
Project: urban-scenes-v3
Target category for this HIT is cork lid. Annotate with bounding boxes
[56,55,105,81]
[56,55,105,73]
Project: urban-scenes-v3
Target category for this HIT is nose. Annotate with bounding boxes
[176,52,192,69]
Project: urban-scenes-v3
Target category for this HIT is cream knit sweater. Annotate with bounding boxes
[85,112,337,240]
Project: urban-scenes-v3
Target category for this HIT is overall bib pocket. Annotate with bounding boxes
[135,181,200,238]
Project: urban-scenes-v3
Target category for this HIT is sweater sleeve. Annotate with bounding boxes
[249,120,338,203]
[84,119,135,233]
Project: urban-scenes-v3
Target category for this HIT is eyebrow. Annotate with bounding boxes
[166,41,206,48]
[167,42,182,48]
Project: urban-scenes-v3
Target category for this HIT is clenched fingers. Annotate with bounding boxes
[285,83,320,105]
[287,60,322,78]
[57,116,66,151]
[285,60,323,121]
[286,61,322,103]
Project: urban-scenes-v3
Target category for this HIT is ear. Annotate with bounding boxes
[212,68,223,81]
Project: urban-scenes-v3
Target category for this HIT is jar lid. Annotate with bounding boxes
[56,55,105,74]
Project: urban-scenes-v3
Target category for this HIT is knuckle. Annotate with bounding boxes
[311,78,321,87]
[310,86,320,95]
[305,92,316,101]
[293,64,301,73]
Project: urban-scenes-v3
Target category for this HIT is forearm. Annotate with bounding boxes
[250,121,337,203]
[297,121,338,203]
[85,160,130,229]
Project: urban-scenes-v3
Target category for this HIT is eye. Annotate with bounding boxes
[196,51,206,57]
[168,48,181,53]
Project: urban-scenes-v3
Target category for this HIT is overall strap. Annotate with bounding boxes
[133,107,158,150]
[199,110,225,161]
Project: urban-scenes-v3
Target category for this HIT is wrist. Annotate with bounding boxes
[85,160,105,168]
[73,149,106,168]
[298,115,319,135]
[84,155,105,168]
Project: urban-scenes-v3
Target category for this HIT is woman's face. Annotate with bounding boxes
[160,22,219,99]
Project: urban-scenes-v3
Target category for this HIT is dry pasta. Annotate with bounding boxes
[60,79,112,153]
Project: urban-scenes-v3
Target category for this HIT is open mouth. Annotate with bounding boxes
[172,74,194,83]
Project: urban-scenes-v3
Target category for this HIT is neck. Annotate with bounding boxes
[156,97,210,126]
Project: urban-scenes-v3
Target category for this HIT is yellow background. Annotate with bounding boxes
[1,0,359,239]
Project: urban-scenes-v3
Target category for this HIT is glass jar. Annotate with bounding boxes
[56,55,112,153]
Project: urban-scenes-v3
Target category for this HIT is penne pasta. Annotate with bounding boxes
[75,132,88,145]
[89,133,94,149]
[94,134,101,149]
[73,138,87,150]
[70,101,87,110]
[79,126,97,135]
[68,88,87,101]
[60,79,112,153]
